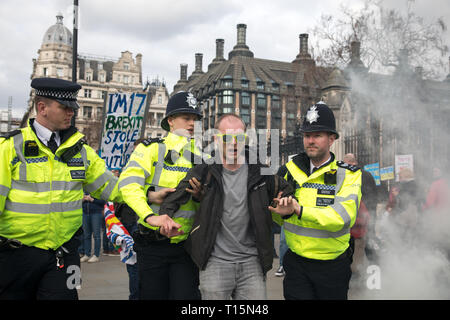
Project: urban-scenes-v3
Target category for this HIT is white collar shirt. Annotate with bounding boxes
[33,120,61,147]
[310,155,332,174]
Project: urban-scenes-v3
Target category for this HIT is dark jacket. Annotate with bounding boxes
[159,161,293,275]
[361,170,378,215]
[82,194,106,214]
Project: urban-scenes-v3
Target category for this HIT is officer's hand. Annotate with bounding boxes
[148,188,176,204]
[186,177,203,201]
[269,192,300,216]
[145,214,184,238]
[83,194,94,202]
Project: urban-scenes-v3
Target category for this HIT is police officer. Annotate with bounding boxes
[118,91,205,300]
[273,101,362,300]
[0,78,122,300]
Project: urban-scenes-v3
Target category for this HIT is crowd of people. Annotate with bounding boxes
[0,77,448,301]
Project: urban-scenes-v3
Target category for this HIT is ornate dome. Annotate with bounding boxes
[42,13,72,46]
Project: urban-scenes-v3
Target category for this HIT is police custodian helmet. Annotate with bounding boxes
[161,91,203,131]
[300,101,339,139]
[31,77,82,109]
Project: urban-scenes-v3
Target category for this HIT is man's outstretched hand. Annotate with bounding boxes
[145,214,184,238]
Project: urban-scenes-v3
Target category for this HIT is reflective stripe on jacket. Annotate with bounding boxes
[282,152,362,260]
[0,121,121,250]
[118,132,203,243]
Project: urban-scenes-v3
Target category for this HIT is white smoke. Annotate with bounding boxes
[346,66,450,300]
[368,208,450,299]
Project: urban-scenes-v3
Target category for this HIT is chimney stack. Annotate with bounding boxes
[344,40,367,73]
[216,39,224,60]
[208,39,226,71]
[237,24,247,46]
[351,41,361,61]
[195,53,203,73]
[136,53,142,84]
[180,63,187,81]
[292,33,312,63]
[229,23,253,59]
[299,34,309,56]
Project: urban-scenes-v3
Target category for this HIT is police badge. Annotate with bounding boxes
[186,93,197,109]
[306,106,320,124]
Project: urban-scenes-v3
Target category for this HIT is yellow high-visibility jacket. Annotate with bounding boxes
[0,120,122,250]
[279,152,362,260]
[118,132,204,243]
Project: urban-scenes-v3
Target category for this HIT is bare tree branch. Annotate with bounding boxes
[309,0,449,79]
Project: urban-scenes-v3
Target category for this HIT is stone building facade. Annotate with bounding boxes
[24,13,146,150]
[172,24,342,160]
[173,23,450,174]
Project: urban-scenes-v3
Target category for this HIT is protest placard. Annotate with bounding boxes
[395,154,414,181]
[99,92,150,170]
[363,162,381,186]
[380,166,395,181]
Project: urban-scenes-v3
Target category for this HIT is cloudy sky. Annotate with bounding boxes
[0,0,449,117]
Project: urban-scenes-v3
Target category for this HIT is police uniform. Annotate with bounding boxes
[0,78,121,300]
[118,91,205,300]
[278,102,362,300]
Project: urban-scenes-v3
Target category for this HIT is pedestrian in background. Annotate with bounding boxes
[423,166,449,213]
[80,193,106,263]
[343,153,376,281]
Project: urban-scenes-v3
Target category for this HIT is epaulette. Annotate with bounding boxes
[0,129,21,139]
[336,161,360,172]
[141,137,164,146]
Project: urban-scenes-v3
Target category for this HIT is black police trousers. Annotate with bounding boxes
[134,236,200,300]
[0,235,81,300]
[283,249,352,300]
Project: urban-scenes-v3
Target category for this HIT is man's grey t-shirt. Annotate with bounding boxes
[210,164,258,263]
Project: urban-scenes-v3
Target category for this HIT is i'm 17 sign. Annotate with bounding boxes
[100,92,149,170]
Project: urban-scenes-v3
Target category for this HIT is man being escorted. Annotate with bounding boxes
[159,114,294,300]
[0,78,121,299]
[276,102,362,300]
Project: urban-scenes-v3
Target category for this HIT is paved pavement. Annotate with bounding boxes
[78,234,372,300]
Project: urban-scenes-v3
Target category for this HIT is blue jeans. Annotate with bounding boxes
[82,212,103,257]
[199,257,266,300]
[279,226,289,266]
[123,222,139,300]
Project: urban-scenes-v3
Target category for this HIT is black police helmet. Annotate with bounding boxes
[161,91,203,131]
[31,77,81,109]
[300,101,339,139]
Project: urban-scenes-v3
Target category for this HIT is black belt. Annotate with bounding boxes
[0,235,22,249]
